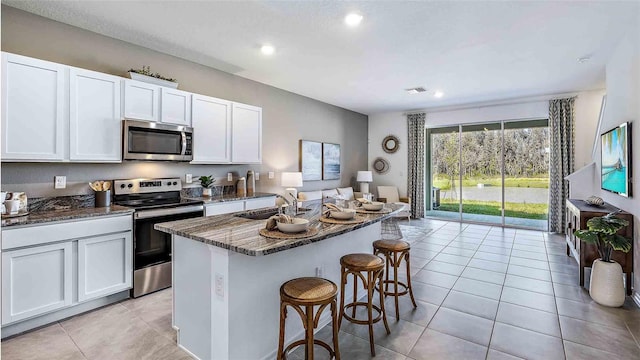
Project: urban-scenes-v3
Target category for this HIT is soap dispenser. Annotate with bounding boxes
[246,170,256,195]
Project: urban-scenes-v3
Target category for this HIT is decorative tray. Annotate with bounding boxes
[259,227,319,240]
[319,215,366,225]
[1,211,29,219]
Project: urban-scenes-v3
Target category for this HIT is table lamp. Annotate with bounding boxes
[281,172,303,203]
[357,171,373,194]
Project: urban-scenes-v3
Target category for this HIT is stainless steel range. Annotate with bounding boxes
[114,178,204,298]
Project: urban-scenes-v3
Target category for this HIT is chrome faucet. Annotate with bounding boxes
[275,194,297,216]
[275,194,291,215]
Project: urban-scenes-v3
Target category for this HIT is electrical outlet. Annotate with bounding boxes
[255,172,260,181]
[268,172,275,179]
[215,273,225,298]
[227,173,233,182]
[185,174,193,184]
[54,176,66,189]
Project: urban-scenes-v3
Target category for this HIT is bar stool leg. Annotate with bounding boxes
[351,272,358,318]
[393,250,400,320]
[405,252,417,308]
[378,269,391,335]
[331,299,341,360]
[366,270,376,356]
[384,250,390,293]
[277,303,287,360]
[338,266,346,330]
[305,305,314,360]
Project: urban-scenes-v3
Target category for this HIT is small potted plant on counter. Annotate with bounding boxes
[199,175,215,197]
[574,212,632,307]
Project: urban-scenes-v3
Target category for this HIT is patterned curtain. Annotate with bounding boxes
[407,113,426,218]
[549,98,575,233]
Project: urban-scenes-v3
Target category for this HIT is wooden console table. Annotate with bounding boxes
[565,199,634,295]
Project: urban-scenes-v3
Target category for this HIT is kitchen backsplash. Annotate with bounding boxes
[28,194,95,212]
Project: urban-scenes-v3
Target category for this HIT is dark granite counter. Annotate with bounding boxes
[155,201,398,256]
[185,192,276,204]
[1,205,134,228]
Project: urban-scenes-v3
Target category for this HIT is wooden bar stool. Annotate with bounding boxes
[277,277,340,360]
[373,239,417,320]
[338,253,390,356]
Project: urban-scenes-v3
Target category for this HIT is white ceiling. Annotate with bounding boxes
[4,1,639,115]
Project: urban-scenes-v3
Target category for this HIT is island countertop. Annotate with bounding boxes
[154,201,398,256]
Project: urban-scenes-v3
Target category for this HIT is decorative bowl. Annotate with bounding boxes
[362,202,384,211]
[330,209,356,220]
[277,218,310,233]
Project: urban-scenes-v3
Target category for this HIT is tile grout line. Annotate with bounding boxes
[57,321,90,360]
[544,231,568,359]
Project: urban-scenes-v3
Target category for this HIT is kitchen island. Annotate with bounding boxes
[155,201,399,360]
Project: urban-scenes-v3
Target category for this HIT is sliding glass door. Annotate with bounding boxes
[426,119,549,230]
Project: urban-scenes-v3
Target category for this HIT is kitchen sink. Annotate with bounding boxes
[235,208,280,220]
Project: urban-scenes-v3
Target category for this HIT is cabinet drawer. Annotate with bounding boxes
[2,215,132,250]
[205,201,244,216]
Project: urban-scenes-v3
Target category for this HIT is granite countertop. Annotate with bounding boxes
[155,201,399,256]
[186,192,277,204]
[1,205,134,228]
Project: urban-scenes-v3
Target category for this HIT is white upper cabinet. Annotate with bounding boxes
[69,68,122,162]
[123,80,160,122]
[191,94,232,164]
[1,53,66,161]
[231,102,262,164]
[161,88,192,126]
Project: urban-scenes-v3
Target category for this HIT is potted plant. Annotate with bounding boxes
[199,175,215,197]
[574,212,632,307]
[128,65,178,89]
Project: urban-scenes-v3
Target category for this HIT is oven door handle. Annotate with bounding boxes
[135,205,204,220]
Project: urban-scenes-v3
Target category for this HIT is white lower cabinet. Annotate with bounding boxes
[1,242,73,325]
[1,215,133,326]
[205,201,245,216]
[244,197,276,210]
[78,232,132,302]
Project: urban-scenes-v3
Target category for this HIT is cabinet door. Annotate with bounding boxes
[1,52,66,161]
[205,201,245,216]
[70,68,122,162]
[161,88,192,126]
[191,94,232,164]
[123,80,160,121]
[245,197,276,210]
[231,102,262,164]
[78,232,132,302]
[2,242,73,325]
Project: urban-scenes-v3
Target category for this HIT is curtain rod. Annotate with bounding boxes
[402,91,585,116]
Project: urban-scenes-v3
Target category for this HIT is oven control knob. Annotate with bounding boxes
[120,184,126,189]
[166,181,172,186]
[173,181,178,185]
[127,184,133,188]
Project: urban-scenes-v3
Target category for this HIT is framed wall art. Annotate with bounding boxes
[299,140,322,181]
[322,143,341,180]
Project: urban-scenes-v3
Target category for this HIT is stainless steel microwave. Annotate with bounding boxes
[123,119,193,161]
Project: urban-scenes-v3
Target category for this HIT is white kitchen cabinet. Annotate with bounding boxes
[231,102,262,164]
[191,94,232,164]
[1,52,66,161]
[123,80,160,122]
[69,68,122,162]
[78,232,132,302]
[161,88,192,126]
[205,201,245,216]
[245,197,276,210]
[1,242,73,325]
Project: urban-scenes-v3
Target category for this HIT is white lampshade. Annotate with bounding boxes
[356,171,373,182]
[281,172,303,187]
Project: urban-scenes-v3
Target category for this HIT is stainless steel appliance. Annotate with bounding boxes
[114,178,204,297]
[123,119,193,161]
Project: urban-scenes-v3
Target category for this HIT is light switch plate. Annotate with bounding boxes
[54,176,66,189]
[268,172,275,179]
[185,174,193,184]
[227,173,233,182]
[255,172,260,181]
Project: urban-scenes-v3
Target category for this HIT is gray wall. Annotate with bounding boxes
[0,6,368,197]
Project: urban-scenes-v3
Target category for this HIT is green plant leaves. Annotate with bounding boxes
[586,216,628,234]
[574,229,599,244]
[609,234,632,253]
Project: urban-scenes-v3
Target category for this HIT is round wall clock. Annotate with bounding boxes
[382,135,400,153]
[372,157,390,174]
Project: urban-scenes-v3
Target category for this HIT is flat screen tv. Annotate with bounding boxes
[601,122,632,197]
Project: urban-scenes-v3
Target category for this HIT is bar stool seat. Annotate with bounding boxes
[278,277,340,360]
[373,239,417,321]
[338,253,390,356]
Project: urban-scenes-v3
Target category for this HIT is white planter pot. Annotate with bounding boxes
[128,72,179,89]
[202,188,212,197]
[589,259,625,307]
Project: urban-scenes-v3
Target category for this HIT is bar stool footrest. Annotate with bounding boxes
[376,280,411,297]
[342,302,385,325]
[283,339,336,360]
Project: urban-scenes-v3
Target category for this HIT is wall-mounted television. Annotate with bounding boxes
[601,122,632,197]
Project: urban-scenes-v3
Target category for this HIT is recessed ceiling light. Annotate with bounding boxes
[434,90,444,98]
[261,45,275,55]
[406,87,427,94]
[345,13,363,27]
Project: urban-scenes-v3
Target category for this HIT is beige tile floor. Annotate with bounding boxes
[3,219,640,360]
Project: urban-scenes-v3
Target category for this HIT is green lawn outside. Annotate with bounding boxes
[437,199,548,220]
[433,176,549,191]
